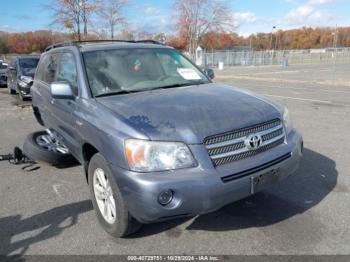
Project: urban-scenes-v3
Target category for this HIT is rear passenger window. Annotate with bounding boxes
[56,53,78,95]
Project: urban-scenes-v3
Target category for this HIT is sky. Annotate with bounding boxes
[0,0,349,36]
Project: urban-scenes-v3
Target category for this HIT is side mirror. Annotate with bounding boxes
[50,82,75,100]
[9,66,16,71]
[203,68,215,80]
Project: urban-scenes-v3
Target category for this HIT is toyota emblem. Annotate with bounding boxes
[245,134,262,150]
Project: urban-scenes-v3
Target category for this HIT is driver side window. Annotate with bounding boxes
[56,53,78,96]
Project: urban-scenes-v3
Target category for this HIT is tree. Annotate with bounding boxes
[118,29,135,41]
[174,0,234,57]
[166,35,187,50]
[98,0,128,39]
[80,0,99,38]
[48,0,99,40]
[0,32,9,54]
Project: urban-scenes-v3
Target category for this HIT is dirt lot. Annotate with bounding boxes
[0,63,350,255]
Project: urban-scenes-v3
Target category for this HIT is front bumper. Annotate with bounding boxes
[18,84,32,97]
[110,129,303,223]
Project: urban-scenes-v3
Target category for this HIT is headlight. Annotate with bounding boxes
[18,81,28,88]
[20,76,33,84]
[283,107,293,134]
[125,139,197,172]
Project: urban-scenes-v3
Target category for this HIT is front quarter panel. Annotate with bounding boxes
[73,98,149,169]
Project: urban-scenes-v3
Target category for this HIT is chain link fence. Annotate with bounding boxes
[202,48,350,67]
[3,48,350,68]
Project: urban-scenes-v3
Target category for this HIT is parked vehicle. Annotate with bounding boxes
[0,62,8,87]
[7,55,40,99]
[27,40,303,238]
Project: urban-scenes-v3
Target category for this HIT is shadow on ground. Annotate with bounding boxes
[0,200,93,255]
[134,148,338,237]
[0,148,338,254]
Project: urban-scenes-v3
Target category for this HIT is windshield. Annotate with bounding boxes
[83,48,210,97]
[19,58,39,69]
[0,63,7,70]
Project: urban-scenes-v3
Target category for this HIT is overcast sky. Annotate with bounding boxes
[0,0,349,36]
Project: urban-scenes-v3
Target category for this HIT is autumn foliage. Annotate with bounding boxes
[168,27,350,51]
[0,31,69,54]
[1,26,350,54]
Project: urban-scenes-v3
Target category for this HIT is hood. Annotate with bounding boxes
[96,83,282,144]
[20,68,36,78]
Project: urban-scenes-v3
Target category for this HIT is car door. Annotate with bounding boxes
[49,52,80,157]
[8,59,16,89]
[33,53,59,128]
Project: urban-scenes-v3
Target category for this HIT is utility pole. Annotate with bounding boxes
[269,26,276,50]
[274,29,279,50]
[333,24,338,49]
[269,26,276,65]
[81,0,88,39]
[332,24,338,85]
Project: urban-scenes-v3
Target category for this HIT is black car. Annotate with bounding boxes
[7,55,40,99]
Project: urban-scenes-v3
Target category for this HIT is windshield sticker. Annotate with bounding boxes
[133,59,142,72]
[177,68,201,80]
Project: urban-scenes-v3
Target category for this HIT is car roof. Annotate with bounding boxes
[79,42,171,53]
[44,40,172,53]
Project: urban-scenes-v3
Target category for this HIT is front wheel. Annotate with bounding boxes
[88,153,141,238]
[9,85,16,95]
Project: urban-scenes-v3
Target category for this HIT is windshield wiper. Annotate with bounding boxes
[147,82,201,91]
[94,90,138,98]
[95,81,207,97]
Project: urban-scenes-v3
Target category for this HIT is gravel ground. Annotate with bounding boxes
[0,62,349,256]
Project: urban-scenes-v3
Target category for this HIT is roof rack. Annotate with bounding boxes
[44,39,165,52]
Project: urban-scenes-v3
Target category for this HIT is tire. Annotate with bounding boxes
[18,92,24,101]
[9,87,16,95]
[23,131,75,166]
[32,106,45,126]
[88,153,142,238]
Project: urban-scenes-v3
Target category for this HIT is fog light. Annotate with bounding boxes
[158,190,173,206]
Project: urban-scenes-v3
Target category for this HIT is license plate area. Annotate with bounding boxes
[250,168,280,194]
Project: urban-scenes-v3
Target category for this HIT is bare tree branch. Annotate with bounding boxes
[98,0,128,39]
[46,0,99,40]
[174,0,234,57]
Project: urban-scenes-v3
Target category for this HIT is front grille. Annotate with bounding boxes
[221,152,292,183]
[204,119,285,167]
[0,75,6,81]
